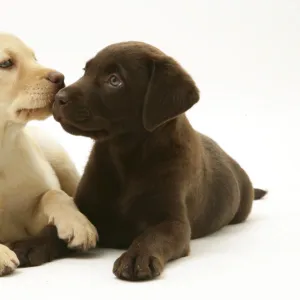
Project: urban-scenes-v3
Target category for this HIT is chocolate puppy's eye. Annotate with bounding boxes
[0,59,13,69]
[108,74,123,88]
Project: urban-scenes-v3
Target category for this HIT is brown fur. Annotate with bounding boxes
[10,41,267,280]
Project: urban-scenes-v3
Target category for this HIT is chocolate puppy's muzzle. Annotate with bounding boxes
[52,90,110,133]
[52,87,83,122]
[55,89,69,105]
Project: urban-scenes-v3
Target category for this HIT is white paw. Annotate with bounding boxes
[0,245,19,276]
[50,212,98,251]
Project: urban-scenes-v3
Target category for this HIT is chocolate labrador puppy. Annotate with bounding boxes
[11,42,267,281]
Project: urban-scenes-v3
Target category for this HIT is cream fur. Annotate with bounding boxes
[0,33,98,276]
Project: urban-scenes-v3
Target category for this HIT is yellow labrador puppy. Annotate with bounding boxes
[0,33,98,276]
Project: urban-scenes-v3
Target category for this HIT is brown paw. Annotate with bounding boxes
[9,226,70,268]
[113,251,164,281]
[10,238,53,267]
[0,245,19,276]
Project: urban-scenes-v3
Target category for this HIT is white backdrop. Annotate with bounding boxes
[1,0,299,299]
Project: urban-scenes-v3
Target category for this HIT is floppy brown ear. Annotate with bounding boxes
[143,56,199,132]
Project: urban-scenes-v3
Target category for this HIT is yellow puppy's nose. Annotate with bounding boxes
[46,71,65,86]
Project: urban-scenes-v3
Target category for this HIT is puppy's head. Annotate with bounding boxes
[0,33,65,124]
[53,41,199,139]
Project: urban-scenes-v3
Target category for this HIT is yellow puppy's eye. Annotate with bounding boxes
[0,59,13,68]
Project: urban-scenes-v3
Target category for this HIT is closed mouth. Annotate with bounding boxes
[54,113,108,133]
[16,107,47,115]
[63,119,108,133]
[17,107,44,114]
[59,121,108,139]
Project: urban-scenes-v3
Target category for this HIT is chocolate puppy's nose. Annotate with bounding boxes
[47,71,65,85]
[55,90,69,105]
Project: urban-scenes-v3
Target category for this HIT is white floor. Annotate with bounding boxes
[1,198,299,299]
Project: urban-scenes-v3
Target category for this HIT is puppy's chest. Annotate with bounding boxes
[0,147,59,206]
[90,176,152,246]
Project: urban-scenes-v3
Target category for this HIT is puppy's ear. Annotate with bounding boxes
[143,56,199,132]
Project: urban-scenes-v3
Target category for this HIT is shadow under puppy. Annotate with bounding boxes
[12,41,267,280]
[0,33,98,276]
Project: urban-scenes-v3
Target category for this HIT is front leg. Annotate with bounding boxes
[36,189,98,251]
[9,225,69,267]
[9,148,115,267]
[10,190,98,267]
[113,219,191,281]
[0,244,19,276]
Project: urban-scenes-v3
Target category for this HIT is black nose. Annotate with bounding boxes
[55,90,69,105]
[47,71,65,86]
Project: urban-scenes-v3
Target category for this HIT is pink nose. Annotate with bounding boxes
[46,71,65,86]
